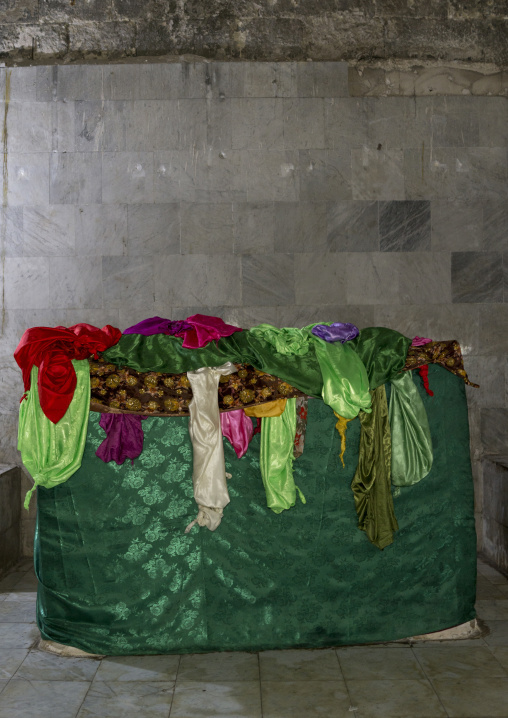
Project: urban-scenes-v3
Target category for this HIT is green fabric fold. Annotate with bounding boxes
[350,327,412,390]
[351,384,398,550]
[389,371,433,486]
[18,360,90,508]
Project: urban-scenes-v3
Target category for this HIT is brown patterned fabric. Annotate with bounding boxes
[89,356,304,416]
[403,340,479,388]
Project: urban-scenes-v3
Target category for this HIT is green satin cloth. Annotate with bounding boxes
[351,384,398,550]
[18,360,90,508]
[389,371,433,487]
[350,327,412,389]
[260,398,305,513]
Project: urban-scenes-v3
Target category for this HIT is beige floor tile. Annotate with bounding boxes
[77,680,174,718]
[95,654,179,682]
[261,679,352,718]
[0,649,28,679]
[414,644,508,679]
[177,652,259,682]
[347,678,447,718]
[259,648,341,681]
[483,620,508,646]
[0,679,90,718]
[432,676,508,717]
[476,600,508,620]
[338,646,425,681]
[171,680,261,717]
[14,649,100,681]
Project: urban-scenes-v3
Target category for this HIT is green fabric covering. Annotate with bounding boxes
[260,398,305,513]
[389,371,433,487]
[349,327,412,389]
[35,366,476,656]
[18,360,90,508]
[351,384,398,550]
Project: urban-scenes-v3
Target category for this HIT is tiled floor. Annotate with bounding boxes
[0,557,507,717]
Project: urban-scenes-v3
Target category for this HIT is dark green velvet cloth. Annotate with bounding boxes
[35,366,476,655]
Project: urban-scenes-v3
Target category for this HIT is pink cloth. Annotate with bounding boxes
[412,336,432,347]
[182,314,242,349]
[221,410,254,459]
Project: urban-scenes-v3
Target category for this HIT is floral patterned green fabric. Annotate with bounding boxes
[35,365,476,655]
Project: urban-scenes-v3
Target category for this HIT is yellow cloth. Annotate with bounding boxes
[333,413,351,468]
[244,399,287,418]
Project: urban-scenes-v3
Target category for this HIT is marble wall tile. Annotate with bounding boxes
[481,408,508,456]
[103,63,182,101]
[279,304,376,328]
[6,153,49,206]
[242,254,294,306]
[229,62,297,98]
[207,99,232,150]
[294,253,347,305]
[483,200,508,251]
[346,253,400,304]
[399,252,452,305]
[282,98,325,150]
[232,99,284,150]
[75,101,104,152]
[273,202,329,253]
[352,148,405,200]
[2,67,38,102]
[455,147,508,201]
[479,305,508,354]
[464,356,506,409]
[127,204,180,255]
[0,208,23,257]
[327,201,379,252]
[324,98,369,150]
[181,203,233,254]
[452,252,503,303]
[233,202,275,255]
[155,255,241,307]
[75,205,128,255]
[222,306,280,328]
[427,96,480,148]
[23,205,75,256]
[49,257,103,310]
[478,97,508,147]
[365,97,429,150]
[102,152,154,204]
[299,149,351,201]
[404,148,457,200]
[431,200,482,251]
[373,305,429,338]
[379,200,431,251]
[103,256,155,312]
[296,62,348,98]
[50,152,102,205]
[6,102,52,153]
[425,304,480,355]
[178,99,208,152]
[51,101,76,153]
[239,150,299,202]
[4,258,50,310]
[36,64,103,102]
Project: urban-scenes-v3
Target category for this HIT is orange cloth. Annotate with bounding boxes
[244,399,287,418]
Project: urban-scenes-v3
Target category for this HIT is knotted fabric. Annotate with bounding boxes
[123,314,241,349]
[96,414,147,465]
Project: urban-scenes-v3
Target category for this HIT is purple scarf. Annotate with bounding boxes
[96,414,146,465]
[311,322,359,343]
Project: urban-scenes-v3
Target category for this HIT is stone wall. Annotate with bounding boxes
[1,60,507,558]
[0,466,21,573]
[0,1,507,65]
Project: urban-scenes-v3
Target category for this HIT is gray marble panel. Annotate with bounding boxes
[36,65,103,102]
[478,97,508,147]
[4,258,50,310]
[452,251,503,303]
[294,253,346,305]
[273,202,329,253]
[232,99,284,150]
[95,654,179,682]
[49,257,103,310]
[427,96,480,148]
[346,253,400,304]
[207,99,232,150]
[171,680,260,718]
[51,101,75,153]
[242,254,295,306]
[404,148,457,200]
[282,98,325,150]
[6,102,52,153]
[178,99,208,152]
[379,200,431,251]
[420,304,480,355]
[365,97,430,150]
[481,409,508,457]
[221,306,280,328]
[15,651,99,681]
[103,63,182,101]
[75,204,128,256]
[6,153,49,206]
[0,650,26,680]
[102,152,154,204]
[50,153,102,205]
[398,252,451,305]
[181,203,233,254]
[127,204,180,255]
[0,208,23,257]
[373,305,429,339]
[23,205,75,256]
[75,101,104,152]
[2,67,38,101]
[299,149,351,202]
[278,304,375,329]
[239,150,299,202]
[463,356,506,409]
[233,202,274,255]
[483,200,508,251]
[324,98,369,150]
[0,679,90,718]
[229,62,297,98]
[155,255,241,307]
[352,148,404,201]
[327,201,379,252]
[296,62,348,98]
[479,305,508,355]
[78,681,174,718]
[455,148,508,201]
[103,257,155,311]
[431,200,482,251]
[0,623,39,649]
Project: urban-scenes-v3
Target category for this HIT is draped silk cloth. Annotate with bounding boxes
[18,360,90,508]
[389,372,433,487]
[244,399,287,418]
[259,398,305,513]
[351,385,398,550]
[124,317,193,337]
[349,327,412,390]
[96,414,146,465]
[334,413,351,468]
[14,323,121,423]
[311,322,359,343]
[186,363,237,531]
[220,410,254,459]
[124,314,241,349]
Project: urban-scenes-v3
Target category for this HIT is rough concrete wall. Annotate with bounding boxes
[0,1,507,65]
